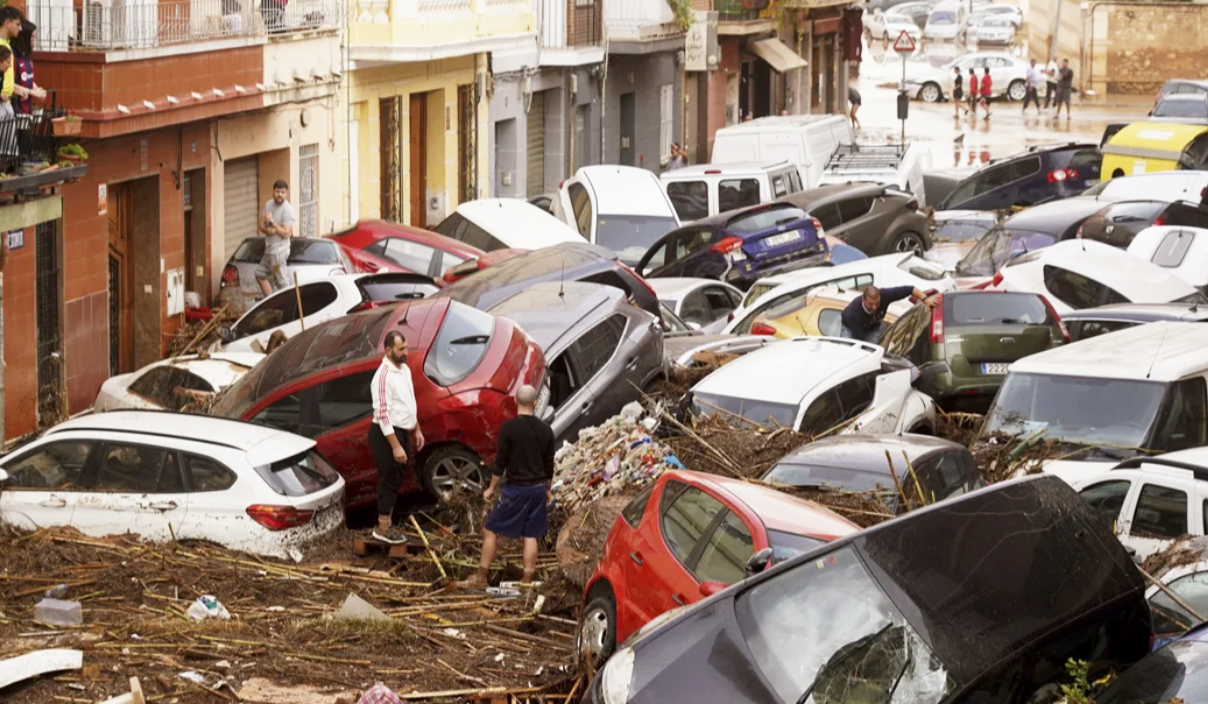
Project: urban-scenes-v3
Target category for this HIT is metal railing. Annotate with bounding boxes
[715,0,770,22]
[539,0,599,48]
[604,0,679,38]
[0,104,67,175]
[27,0,343,52]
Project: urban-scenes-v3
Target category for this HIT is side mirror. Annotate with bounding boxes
[217,326,234,343]
[699,581,728,597]
[0,468,8,483]
[745,547,774,577]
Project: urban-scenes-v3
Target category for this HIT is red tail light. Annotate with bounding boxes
[1047,168,1079,183]
[1154,215,1165,226]
[710,236,745,254]
[617,262,659,303]
[349,300,389,314]
[221,265,239,285]
[246,505,314,531]
[990,271,1005,287]
[1039,295,1071,343]
[812,217,824,233]
[929,294,945,343]
[750,321,777,336]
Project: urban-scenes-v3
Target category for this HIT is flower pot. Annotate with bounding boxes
[57,153,81,164]
[52,119,80,136]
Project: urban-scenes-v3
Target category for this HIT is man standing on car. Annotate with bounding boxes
[256,180,296,297]
[456,385,554,590]
[840,285,936,343]
[368,331,425,545]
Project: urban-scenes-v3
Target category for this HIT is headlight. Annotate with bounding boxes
[600,646,636,704]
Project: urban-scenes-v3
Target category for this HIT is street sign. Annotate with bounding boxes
[892,30,916,54]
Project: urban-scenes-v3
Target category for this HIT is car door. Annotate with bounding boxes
[701,285,743,332]
[69,442,190,542]
[550,316,629,443]
[0,439,97,530]
[1118,478,1195,560]
[833,194,882,252]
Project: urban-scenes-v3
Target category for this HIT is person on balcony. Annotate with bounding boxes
[12,20,47,115]
[0,7,23,117]
[261,0,287,33]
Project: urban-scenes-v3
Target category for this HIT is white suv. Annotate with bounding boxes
[0,411,345,558]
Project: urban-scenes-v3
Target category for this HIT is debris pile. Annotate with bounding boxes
[166,307,238,357]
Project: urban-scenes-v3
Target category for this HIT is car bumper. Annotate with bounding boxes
[727,250,830,287]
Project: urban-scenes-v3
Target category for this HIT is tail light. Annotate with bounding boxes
[1075,225,1083,238]
[812,217,824,235]
[750,321,777,336]
[710,236,745,254]
[246,505,314,531]
[1154,215,1165,226]
[929,294,945,343]
[1047,168,1079,183]
[617,261,659,304]
[990,271,1005,287]
[349,300,389,314]
[221,265,239,286]
[1039,295,1071,343]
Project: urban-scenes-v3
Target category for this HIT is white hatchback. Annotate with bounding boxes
[0,411,345,559]
[94,352,265,413]
[1128,225,1208,293]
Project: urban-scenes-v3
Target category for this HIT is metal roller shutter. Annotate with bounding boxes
[224,156,260,258]
[526,91,545,198]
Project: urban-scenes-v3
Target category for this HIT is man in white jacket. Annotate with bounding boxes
[368,330,425,544]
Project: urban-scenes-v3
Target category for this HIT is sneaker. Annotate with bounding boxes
[372,527,408,545]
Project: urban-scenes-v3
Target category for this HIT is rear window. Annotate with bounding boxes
[232,239,341,265]
[254,450,340,496]
[1048,147,1103,174]
[1102,201,1166,224]
[691,392,798,429]
[1155,98,1208,119]
[934,218,996,243]
[947,293,1051,325]
[423,302,496,386]
[929,10,955,22]
[726,205,809,235]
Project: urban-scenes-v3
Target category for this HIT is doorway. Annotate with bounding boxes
[408,93,428,228]
[619,92,635,166]
[107,177,161,375]
[108,183,134,376]
[184,169,206,302]
[35,220,62,425]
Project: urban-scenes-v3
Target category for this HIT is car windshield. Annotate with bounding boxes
[934,218,996,243]
[423,302,496,386]
[691,392,799,429]
[254,450,341,497]
[1095,638,1208,704]
[949,293,1050,325]
[984,372,1166,450]
[596,215,679,266]
[232,238,341,265]
[929,10,955,23]
[955,229,1057,277]
[1155,99,1208,119]
[736,546,951,704]
[727,205,809,234]
[767,529,826,563]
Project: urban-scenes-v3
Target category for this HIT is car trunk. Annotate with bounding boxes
[950,322,1055,373]
[741,225,824,263]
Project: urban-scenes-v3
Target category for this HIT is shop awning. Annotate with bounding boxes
[748,38,807,72]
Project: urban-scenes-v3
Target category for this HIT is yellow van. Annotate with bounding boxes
[1102,122,1208,180]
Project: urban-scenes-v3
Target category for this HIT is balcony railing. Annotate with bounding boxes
[604,0,680,41]
[538,0,599,48]
[27,0,343,52]
[715,0,770,22]
[0,100,87,193]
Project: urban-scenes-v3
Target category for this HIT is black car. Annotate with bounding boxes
[954,197,1111,277]
[782,183,933,256]
[434,242,662,320]
[762,433,981,514]
[1061,302,1208,341]
[1078,199,1208,248]
[938,143,1103,211]
[586,475,1152,704]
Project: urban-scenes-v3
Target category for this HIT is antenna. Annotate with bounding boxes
[1144,324,1170,380]
[558,260,565,298]
[399,283,418,326]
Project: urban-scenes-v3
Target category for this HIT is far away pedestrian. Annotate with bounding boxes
[1055,58,1074,120]
[666,143,688,171]
[368,331,425,545]
[456,385,555,589]
[1044,56,1059,108]
[952,67,967,117]
[839,285,935,343]
[968,68,979,119]
[1023,59,1042,114]
[848,85,862,130]
[980,67,993,119]
[256,180,295,297]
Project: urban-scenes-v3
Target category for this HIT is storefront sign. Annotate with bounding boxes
[7,229,22,250]
[685,11,719,72]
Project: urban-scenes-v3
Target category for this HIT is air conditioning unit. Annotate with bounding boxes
[82,0,158,48]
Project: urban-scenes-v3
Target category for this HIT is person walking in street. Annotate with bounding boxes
[952,66,967,117]
[1054,58,1075,120]
[839,285,936,343]
[979,67,993,119]
[456,385,555,589]
[848,85,862,130]
[1023,58,1042,114]
[1044,56,1059,108]
[256,180,296,297]
[11,19,46,115]
[368,331,425,545]
[967,68,979,120]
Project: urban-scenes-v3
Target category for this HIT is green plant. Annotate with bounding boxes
[57,143,88,160]
[1059,659,1091,704]
[665,0,692,31]
[56,160,71,168]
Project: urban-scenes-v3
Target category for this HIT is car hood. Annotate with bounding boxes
[664,333,776,367]
[1042,458,1118,486]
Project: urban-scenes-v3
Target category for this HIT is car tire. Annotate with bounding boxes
[1008,79,1027,101]
[882,30,890,41]
[578,589,618,668]
[919,83,942,103]
[421,445,487,500]
[888,231,927,256]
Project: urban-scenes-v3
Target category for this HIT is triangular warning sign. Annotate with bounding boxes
[892,29,916,54]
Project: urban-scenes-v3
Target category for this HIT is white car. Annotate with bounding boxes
[1084,171,1208,202]
[218,237,358,315]
[986,239,1207,314]
[864,9,923,42]
[0,411,345,558]
[434,198,583,252]
[923,1,968,41]
[211,273,439,354]
[905,52,1030,103]
[553,165,682,266]
[970,3,1024,28]
[647,278,744,333]
[724,253,957,335]
[94,353,265,413]
[1128,226,1208,292]
[974,16,1015,44]
[689,336,937,435]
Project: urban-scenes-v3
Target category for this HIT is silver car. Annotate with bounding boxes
[218,237,356,315]
[487,281,664,445]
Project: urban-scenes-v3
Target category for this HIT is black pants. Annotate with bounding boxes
[1022,87,1041,110]
[369,424,414,516]
[1044,82,1057,107]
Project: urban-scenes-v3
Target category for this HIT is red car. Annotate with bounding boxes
[331,219,485,280]
[578,470,859,663]
[441,248,532,285]
[210,298,546,507]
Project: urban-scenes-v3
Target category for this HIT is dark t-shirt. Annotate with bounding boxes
[840,285,915,333]
[1058,67,1074,89]
[491,414,555,486]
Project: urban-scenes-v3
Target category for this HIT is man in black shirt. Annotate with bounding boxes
[456,384,555,589]
[839,285,935,342]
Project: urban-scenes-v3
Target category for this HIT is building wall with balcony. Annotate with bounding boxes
[347,0,534,60]
[603,52,682,173]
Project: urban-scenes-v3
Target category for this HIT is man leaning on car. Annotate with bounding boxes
[840,285,936,343]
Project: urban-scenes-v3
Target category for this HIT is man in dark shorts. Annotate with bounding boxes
[1054,58,1074,120]
[455,385,554,589]
[839,285,935,343]
[848,85,861,130]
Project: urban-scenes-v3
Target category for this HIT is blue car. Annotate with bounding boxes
[1094,623,1208,703]
[635,202,827,290]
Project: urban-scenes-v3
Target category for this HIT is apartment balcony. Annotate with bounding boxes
[535,0,602,66]
[0,107,88,200]
[605,0,684,54]
[715,0,776,34]
[348,0,535,65]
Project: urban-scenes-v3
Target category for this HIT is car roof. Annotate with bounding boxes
[487,281,621,351]
[661,162,794,178]
[1062,302,1208,323]
[674,470,859,538]
[647,277,719,298]
[454,198,583,247]
[438,242,617,308]
[782,183,884,207]
[1010,321,1208,381]
[1159,93,1208,103]
[778,433,962,471]
[573,165,672,217]
[1008,239,1195,300]
[693,201,803,229]
[760,252,913,289]
[693,337,880,404]
[717,114,849,133]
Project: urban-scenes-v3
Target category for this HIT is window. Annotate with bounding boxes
[660,482,726,567]
[703,286,739,319]
[299,143,319,239]
[726,205,808,234]
[621,485,654,528]
[315,371,376,433]
[818,309,842,336]
[380,238,439,274]
[659,84,674,160]
[129,367,216,410]
[2,441,92,490]
[1153,230,1196,267]
[833,372,878,423]
[253,393,303,434]
[1130,483,1188,539]
[1152,377,1208,452]
[547,353,578,410]
[799,390,843,435]
[435,213,506,251]
[771,175,787,198]
[694,511,754,585]
[719,179,760,213]
[882,306,929,359]
[253,451,341,497]
[233,290,298,338]
[568,316,625,384]
[666,181,709,222]
[187,456,237,493]
[924,452,976,501]
[568,183,593,238]
[1070,319,1136,342]
[424,302,497,386]
[1079,480,1131,530]
[949,293,1049,325]
[837,196,875,223]
[787,170,802,193]
[809,203,842,231]
[1150,570,1208,635]
[97,445,184,494]
[680,289,713,326]
[299,282,339,317]
[1043,265,1122,310]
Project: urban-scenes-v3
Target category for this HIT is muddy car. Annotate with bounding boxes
[585,474,1152,704]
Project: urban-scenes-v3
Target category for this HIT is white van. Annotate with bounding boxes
[818,143,934,206]
[710,115,853,189]
[552,165,681,266]
[659,161,804,222]
[434,198,583,251]
[923,1,969,41]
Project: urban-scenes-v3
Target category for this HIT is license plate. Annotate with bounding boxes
[981,363,1010,375]
[1085,178,1101,186]
[763,230,802,247]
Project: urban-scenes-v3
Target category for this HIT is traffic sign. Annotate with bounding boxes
[892,30,916,54]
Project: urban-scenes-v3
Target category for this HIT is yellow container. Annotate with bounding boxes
[1102,121,1208,180]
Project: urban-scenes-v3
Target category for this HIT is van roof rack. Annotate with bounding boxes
[1112,456,1208,482]
[824,143,907,172]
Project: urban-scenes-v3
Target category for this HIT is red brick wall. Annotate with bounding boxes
[4,225,37,439]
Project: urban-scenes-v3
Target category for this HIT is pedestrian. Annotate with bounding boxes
[839,285,936,342]
[1023,58,1042,114]
[455,385,555,589]
[968,68,979,120]
[979,67,993,119]
[368,331,425,545]
[261,0,287,32]
[848,85,862,130]
[665,143,687,171]
[0,7,22,118]
[952,66,967,117]
[255,180,295,297]
[1055,58,1074,120]
[11,19,46,115]
[1044,56,1059,108]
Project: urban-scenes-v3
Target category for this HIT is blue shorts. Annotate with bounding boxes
[485,484,549,539]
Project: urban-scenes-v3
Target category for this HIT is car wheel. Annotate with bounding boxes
[919,83,941,103]
[421,445,487,500]
[1008,79,1027,101]
[890,231,927,256]
[578,590,618,668]
[882,30,890,41]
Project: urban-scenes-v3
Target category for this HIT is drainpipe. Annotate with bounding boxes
[1048,0,1063,64]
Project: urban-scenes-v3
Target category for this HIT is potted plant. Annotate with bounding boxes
[51,112,80,137]
[57,143,88,164]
